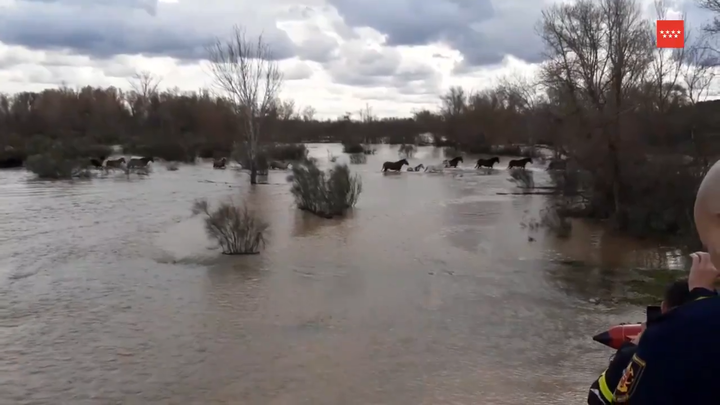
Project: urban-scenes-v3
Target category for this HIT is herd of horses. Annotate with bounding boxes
[210,157,291,170]
[89,156,154,171]
[381,156,533,172]
[85,154,535,175]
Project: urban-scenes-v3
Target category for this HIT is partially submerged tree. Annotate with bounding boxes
[191,198,268,255]
[206,26,284,184]
[290,160,362,218]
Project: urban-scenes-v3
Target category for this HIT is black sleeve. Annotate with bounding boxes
[689,287,718,301]
[587,342,637,405]
[603,342,637,390]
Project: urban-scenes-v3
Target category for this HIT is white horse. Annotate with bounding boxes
[424,163,445,173]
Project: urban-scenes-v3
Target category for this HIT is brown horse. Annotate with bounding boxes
[382,159,409,172]
[475,157,500,169]
[127,156,154,170]
[508,157,532,169]
[213,157,227,169]
[446,156,463,168]
[104,157,126,171]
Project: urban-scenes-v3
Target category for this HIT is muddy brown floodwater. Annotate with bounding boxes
[0,144,684,404]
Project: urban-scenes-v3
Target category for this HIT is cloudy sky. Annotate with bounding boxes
[0,0,713,119]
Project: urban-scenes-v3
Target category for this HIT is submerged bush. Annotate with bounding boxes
[508,168,534,188]
[342,142,365,154]
[398,144,417,158]
[232,142,304,174]
[25,153,90,179]
[191,198,269,255]
[290,160,362,218]
[266,143,308,161]
[349,153,367,164]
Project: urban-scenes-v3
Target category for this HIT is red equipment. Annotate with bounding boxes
[592,323,644,349]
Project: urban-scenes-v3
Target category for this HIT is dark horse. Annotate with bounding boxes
[382,159,409,172]
[213,157,227,169]
[446,156,463,168]
[89,155,107,169]
[475,156,500,169]
[508,157,532,169]
[127,156,154,169]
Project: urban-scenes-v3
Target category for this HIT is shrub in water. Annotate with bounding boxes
[342,142,365,154]
[191,199,268,255]
[267,144,308,161]
[290,160,362,218]
[508,168,534,189]
[25,153,89,179]
[398,144,417,158]
[349,153,367,164]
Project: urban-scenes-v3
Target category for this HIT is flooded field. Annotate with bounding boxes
[0,144,684,404]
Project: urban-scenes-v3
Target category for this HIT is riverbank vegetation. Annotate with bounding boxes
[0,0,718,238]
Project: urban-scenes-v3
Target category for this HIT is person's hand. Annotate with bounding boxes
[689,252,720,291]
[629,322,646,345]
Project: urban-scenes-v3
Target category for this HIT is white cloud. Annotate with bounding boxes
[0,0,715,119]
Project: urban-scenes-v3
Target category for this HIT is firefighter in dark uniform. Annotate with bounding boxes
[586,279,701,405]
[610,160,720,404]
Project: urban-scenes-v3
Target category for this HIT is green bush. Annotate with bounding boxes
[233,143,306,174]
[342,142,365,154]
[399,144,417,158]
[25,153,90,179]
[191,198,268,255]
[290,160,362,218]
[349,153,367,164]
[266,143,308,161]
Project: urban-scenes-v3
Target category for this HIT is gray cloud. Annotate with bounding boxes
[0,0,298,61]
[322,41,441,94]
[20,0,158,15]
[284,61,314,80]
[323,42,401,86]
[294,25,340,63]
[325,0,546,66]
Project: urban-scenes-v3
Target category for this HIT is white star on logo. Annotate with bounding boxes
[660,30,664,34]
[671,30,675,34]
[675,34,679,38]
[663,34,667,38]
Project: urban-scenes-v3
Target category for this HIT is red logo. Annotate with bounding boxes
[657,20,684,48]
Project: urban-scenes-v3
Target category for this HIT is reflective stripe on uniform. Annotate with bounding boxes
[695,296,710,301]
[598,371,614,403]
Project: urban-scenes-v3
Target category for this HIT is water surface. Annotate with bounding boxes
[0,144,680,404]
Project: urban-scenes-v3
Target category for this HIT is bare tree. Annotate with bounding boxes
[358,103,375,123]
[129,70,161,98]
[276,99,295,121]
[682,39,717,104]
[539,0,654,214]
[206,25,284,184]
[645,1,686,113]
[698,0,720,34]
[301,105,316,121]
[498,73,546,146]
[440,86,467,118]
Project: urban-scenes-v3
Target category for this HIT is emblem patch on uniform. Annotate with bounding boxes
[613,354,646,403]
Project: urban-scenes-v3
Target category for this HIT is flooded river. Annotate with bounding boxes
[0,144,685,404]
